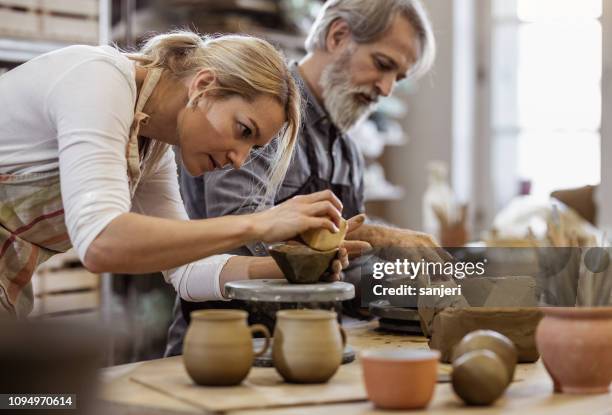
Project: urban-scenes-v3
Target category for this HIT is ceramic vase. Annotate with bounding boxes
[536,307,612,394]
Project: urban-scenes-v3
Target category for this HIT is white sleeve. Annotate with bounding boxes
[47,58,134,262]
[132,149,233,302]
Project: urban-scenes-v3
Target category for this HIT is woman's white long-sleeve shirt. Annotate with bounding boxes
[0,45,231,302]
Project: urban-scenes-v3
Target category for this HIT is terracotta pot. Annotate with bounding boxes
[361,349,440,410]
[273,309,346,383]
[183,309,270,386]
[536,307,612,394]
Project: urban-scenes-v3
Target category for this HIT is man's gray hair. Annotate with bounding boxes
[305,0,436,79]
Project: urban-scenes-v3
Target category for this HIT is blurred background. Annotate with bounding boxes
[1,0,609,363]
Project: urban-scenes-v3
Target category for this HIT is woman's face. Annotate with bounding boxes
[177,91,286,176]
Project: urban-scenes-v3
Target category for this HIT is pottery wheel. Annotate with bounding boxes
[369,300,424,335]
[225,280,355,303]
[252,338,355,367]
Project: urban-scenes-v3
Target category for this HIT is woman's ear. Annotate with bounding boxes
[188,69,216,107]
[326,18,352,53]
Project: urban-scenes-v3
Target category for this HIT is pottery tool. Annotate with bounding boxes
[582,233,612,306]
[536,217,580,305]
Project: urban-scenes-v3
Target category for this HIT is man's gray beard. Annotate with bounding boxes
[320,50,377,133]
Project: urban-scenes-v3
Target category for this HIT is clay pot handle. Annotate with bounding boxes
[250,324,271,357]
[339,326,347,347]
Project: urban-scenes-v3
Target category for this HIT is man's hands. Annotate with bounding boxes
[344,214,452,263]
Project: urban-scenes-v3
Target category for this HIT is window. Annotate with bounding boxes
[490,0,601,207]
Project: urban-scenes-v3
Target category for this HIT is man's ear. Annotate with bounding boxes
[325,18,352,53]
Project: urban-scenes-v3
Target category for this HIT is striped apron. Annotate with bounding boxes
[0,67,168,318]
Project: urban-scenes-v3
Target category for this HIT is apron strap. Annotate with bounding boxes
[126,67,164,196]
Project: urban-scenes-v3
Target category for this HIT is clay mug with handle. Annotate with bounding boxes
[183,309,270,386]
[273,309,346,383]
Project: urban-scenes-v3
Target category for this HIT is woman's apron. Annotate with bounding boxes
[0,67,167,318]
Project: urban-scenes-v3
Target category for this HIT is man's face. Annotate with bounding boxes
[320,13,419,132]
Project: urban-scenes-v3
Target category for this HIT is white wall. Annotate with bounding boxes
[384,0,477,230]
[599,1,612,233]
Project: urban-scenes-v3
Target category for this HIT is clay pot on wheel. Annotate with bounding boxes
[273,309,346,383]
[536,307,612,394]
[269,243,338,284]
[183,309,270,386]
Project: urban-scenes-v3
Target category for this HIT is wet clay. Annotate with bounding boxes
[428,307,542,363]
[300,219,347,251]
[269,243,337,284]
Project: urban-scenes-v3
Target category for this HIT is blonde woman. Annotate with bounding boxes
[0,31,346,318]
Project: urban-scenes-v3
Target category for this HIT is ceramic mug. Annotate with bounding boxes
[273,309,346,383]
[361,349,440,409]
[183,309,270,386]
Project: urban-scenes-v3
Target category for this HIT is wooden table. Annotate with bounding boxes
[98,320,612,414]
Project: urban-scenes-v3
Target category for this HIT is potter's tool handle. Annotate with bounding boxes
[250,324,271,357]
[339,326,347,347]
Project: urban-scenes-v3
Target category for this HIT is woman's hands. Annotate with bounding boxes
[321,214,372,282]
[250,190,344,243]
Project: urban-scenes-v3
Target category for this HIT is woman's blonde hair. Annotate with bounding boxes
[128,30,300,204]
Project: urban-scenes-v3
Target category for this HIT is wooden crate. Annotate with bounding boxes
[0,0,99,43]
[32,250,101,317]
[43,14,98,42]
[0,0,39,9]
[0,8,40,38]
[43,0,98,16]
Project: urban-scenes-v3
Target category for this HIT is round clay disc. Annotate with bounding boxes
[225,279,355,302]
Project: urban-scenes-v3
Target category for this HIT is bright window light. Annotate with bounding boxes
[492,0,602,201]
[518,0,601,22]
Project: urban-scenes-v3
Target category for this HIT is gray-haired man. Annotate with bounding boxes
[166,0,448,356]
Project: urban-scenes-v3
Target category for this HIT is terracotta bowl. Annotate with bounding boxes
[536,306,612,394]
[269,242,337,284]
[361,349,440,410]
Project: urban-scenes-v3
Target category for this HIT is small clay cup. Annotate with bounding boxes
[536,306,612,394]
[183,309,270,386]
[273,309,346,383]
[269,242,338,284]
[452,329,517,383]
[361,349,440,410]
